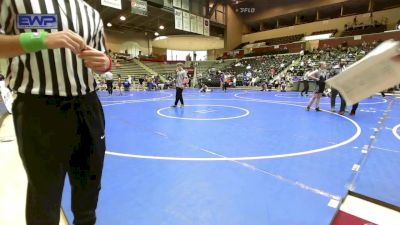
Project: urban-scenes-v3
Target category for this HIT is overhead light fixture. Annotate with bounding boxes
[154,36,168,41]
[154,32,159,36]
[107,23,112,27]
[120,16,126,21]
[159,25,165,30]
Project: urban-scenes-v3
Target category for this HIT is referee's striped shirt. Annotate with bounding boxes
[0,0,106,96]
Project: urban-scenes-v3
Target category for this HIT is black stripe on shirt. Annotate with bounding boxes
[75,1,90,94]
[64,1,82,95]
[53,0,72,96]
[23,0,46,95]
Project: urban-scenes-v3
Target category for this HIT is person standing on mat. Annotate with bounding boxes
[104,70,114,96]
[0,1,110,224]
[171,63,188,107]
[117,74,122,96]
[300,66,311,96]
[330,61,347,112]
[222,72,229,92]
[306,62,328,112]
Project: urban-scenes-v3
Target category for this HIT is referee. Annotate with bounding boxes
[0,1,110,225]
[104,70,114,96]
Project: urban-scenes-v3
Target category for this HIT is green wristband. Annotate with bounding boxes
[19,31,48,53]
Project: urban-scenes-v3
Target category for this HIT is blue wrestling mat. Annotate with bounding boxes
[61,89,400,225]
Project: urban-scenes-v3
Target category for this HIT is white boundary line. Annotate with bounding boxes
[274,93,304,98]
[105,100,362,161]
[102,94,173,107]
[157,105,250,121]
[237,92,388,105]
[392,124,400,141]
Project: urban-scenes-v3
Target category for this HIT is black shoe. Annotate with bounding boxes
[350,111,356,116]
[315,108,321,112]
[171,105,177,108]
[306,106,310,111]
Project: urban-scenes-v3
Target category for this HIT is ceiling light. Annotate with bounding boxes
[154,32,159,36]
[107,23,112,27]
[159,25,165,30]
[120,16,126,21]
[154,36,168,41]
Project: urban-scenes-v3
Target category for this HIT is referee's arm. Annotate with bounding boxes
[0,30,87,58]
[0,30,111,73]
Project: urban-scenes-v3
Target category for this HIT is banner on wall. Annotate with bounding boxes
[181,0,189,11]
[173,0,181,8]
[203,18,210,36]
[164,0,173,8]
[197,16,203,35]
[101,0,122,9]
[174,9,183,30]
[131,0,148,16]
[190,14,197,33]
[182,11,190,32]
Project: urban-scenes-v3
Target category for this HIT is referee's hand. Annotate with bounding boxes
[78,46,110,73]
[44,30,87,54]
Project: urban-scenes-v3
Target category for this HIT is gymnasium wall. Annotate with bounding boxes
[225,4,244,51]
[152,47,167,60]
[105,30,151,56]
[151,35,224,50]
[246,0,347,23]
[319,30,400,48]
[242,7,400,44]
[207,49,226,60]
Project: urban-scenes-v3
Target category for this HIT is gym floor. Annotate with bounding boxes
[57,89,400,225]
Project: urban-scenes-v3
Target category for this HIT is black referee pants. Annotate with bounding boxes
[331,88,346,111]
[174,87,184,106]
[301,80,309,95]
[12,92,106,225]
[106,80,113,95]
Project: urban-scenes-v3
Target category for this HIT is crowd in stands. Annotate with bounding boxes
[275,41,382,92]
[199,54,298,88]
[342,16,386,37]
[198,39,388,93]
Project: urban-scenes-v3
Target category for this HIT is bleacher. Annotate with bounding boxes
[311,29,338,36]
[111,61,148,80]
[341,24,387,37]
[255,34,304,46]
[142,61,177,76]
[196,54,299,87]
[198,59,236,74]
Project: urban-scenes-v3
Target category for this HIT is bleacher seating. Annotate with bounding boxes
[142,62,177,76]
[111,61,148,81]
[255,34,304,46]
[311,29,338,36]
[341,24,386,37]
[197,54,299,87]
